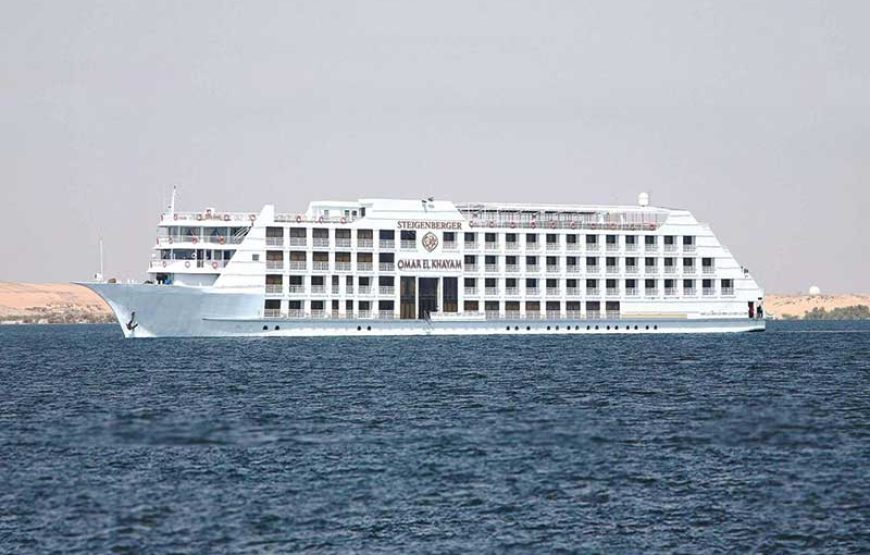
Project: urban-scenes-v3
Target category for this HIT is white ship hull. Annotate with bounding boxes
[82,283,764,338]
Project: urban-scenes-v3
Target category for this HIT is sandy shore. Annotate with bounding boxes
[763,294,870,319]
[0,282,112,323]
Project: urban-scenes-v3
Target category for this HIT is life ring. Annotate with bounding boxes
[530,221,537,229]
[168,236,173,244]
[570,221,576,229]
[223,214,230,222]
[173,213,178,221]
[212,261,219,269]
[318,216,324,224]
[160,214,164,221]
[249,214,257,222]
[162,260,167,268]
[192,237,198,244]
[185,260,190,268]
[340,217,347,224]
[296,214,302,223]
[488,220,495,228]
[549,221,557,229]
[609,223,617,230]
[218,237,225,245]
[196,214,203,221]
[509,221,517,229]
[647,224,655,230]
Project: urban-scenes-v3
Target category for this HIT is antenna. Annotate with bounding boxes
[169,185,177,214]
[94,235,104,282]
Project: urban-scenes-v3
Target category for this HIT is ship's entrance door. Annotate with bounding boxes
[400,277,416,320]
[418,278,438,320]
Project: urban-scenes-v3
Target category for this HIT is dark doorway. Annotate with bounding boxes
[400,277,416,320]
[419,278,438,319]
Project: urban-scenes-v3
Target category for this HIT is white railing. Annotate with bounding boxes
[265,284,283,295]
[379,240,395,249]
[546,287,559,296]
[505,264,519,273]
[703,266,716,275]
[288,285,306,294]
[443,242,458,251]
[586,288,599,296]
[526,243,540,251]
[358,286,373,295]
[566,287,579,296]
[664,244,677,253]
[332,238,350,248]
[379,286,395,295]
[606,244,620,252]
[546,265,560,274]
[312,238,329,247]
[625,266,639,274]
[357,238,373,248]
[606,266,620,275]
[684,287,696,296]
[586,266,600,275]
[357,262,373,272]
[625,288,638,297]
[586,311,601,320]
[357,310,373,319]
[546,243,560,251]
[311,285,326,294]
[289,261,306,270]
[645,243,658,252]
[683,266,696,275]
[266,260,284,270]
[586,244,600,252]
[645,265,658,274]
[625,244,638,252]
[645,288,659,297]
[485,242,499,251]
[722,287,735,296]
[703,287,716,296]
[312,261,329,271]
[266,237,284,247]
[400,240,416,250]
[485,264,499,273]
[664,287,677,296]
[566,243,580,251]
[526,287,540,295]
[566,266,579,274]
[378,311,395,320]
[606,311,621,320]
[683,244,696,253]
[606,287,620,296]
[505,243,519,250]
[485,310,501,319]
[264,309,282,318]
[289,238,307,247]
[379,262,394,271]
[664,266,676,274]
[546,310,561,319]
[464,287,479,295]
[466,264,478,272]
[165,211,254,223]
[485,287,499,295]
[505,287,519,295]
[335,262,352,271]
[465,241,479,250]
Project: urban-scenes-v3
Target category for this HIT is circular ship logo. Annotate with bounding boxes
[422,232,439,252]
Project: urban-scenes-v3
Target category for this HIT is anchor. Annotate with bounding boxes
[126,311,139,332]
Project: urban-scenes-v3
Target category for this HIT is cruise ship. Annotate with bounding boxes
[83,194,765,337]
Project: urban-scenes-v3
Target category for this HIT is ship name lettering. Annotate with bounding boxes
[397,221,463,230]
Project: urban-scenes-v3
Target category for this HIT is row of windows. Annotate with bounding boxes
[259,252,715,265]
[265,300,623,312]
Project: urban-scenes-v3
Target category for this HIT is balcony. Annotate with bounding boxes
[485,310,501,319]
[266,237,284,247]
[485,242,499,251]
[379,262,394,272]
[311,285,326,294]
[625,266,639,275]
[443,241,458,251]
[379,286,395,295]
[288,285,306,294]
[264,309,282,319]
[606,244,620,252]
[722,287,735,296]
[566,265,579,274]
[664,244,677,253]
[400,240,416,250]
[465,241,479,251]
[606,311,621,320]
[335,238,352,248]
[586,244,600,253]
[684,287,696,296]
[703,287,716,296]
[287,309,305,319]
[525,312,542,320]
[625,243,639,253]
[526,287,540,296]
[625,288,638,297]
[683,266,696,275]
[289,261,306,271]
[357,238,373,248]
[586,266,600,275]
[265,260,284,270]
[265,284,283,296]
[357,262,373,272]
[645,265,658,274]
[312,238,329,248]
[485,264,499,273]
[464,287,479,296]
[702,266,716,275]
[505,242,519,251]
[606,265,620,275]
[664,266,676,274]
[586,311,601,320]
[378,310,395,319]
[546,265,560,274]
[358,286,373,295]
[525,243,540,251]
[645,244,658,252]
[379,239,395,249]
[289,238,307,247]
[566,242,580,251]
[505,311,521,319]
[546,287,559,296]
[505,264,519,273]
[335,262,351,272]
[546,310,561,319]
[466,264,478,272]
[566,287,579,296]
[310,310,327,319]
[346,286,355,295]
[606,287,620,297]
[546,243,560,251]
[664,287,677,296]
[683,244,697,253]
[485,287,499,296]
[586,288,600,296]
[566,310,581,319]
[312,261,329,272]
[357,310,373,319]
[505,287,519,296]
[525,265,539,273]
[645,288,659,297]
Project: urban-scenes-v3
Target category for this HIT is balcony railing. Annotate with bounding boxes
[485,264,499,273]
[546,310,561,319]
[335,238,352,248]
[625,266,639,274]
[464,287,479,295]
[703,287,716,296]
[288,285,305,294]
[606,244,620,252]
[586,266,600,275]
[400,240,416,250]
[311,285,326,294]
[645,288,659,297]
[625,243,638,252]
[289,261,306,270]
[526,287,540,295]
[465,241,479,250]
[664,287,677,296]
[606,311,621,320]
[625,288,638,297]
[586,311,601,320]
[566,287,579,296]
[684,287,696,296]
[645,265,658,274]
[312,261,329,271]
[664,266,676,274]
[505,242,519,250]
[287,309,305,319]
[505,264,519,273]
[379,286,395,295]
[722,287,735,296]
[264,309,282,319]
[466,264,478,272]
[335,262,351,271]
[357,238,373,248]
[265,284,283,295]
[606,266,620,275]
[566,310,582,319]
[266,237,284,247]
[356,262,373,272]
[525,242,540,251]
[312,238,329,247]
[379,262,394,271]
[357,310,373,319]
[505,287,519,296]
[566,266,579,274]
[265,260,284,270]
[645,244,658,252]
[485,287,499,296]
[606,287,620,297]
[546,243,560,251]
[546,287,559,296]
[378,310,395,320]
[586,288,599,296]
[702,266,716,275]
[546,265,560,274]
[683,244,696,253]
[358,286,373,295]
[443,242,458,251]
[525,265,539,273]
[379,240,395,249]
[664,244,677,253]
[485,242,499,251]
[289,238,307,247]
[586,244,600,252]
[683,266,696,274]
[485,310,501,319]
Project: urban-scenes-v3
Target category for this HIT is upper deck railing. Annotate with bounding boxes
[457,206,667,232]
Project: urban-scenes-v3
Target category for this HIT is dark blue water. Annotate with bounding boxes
[1,322,868,553]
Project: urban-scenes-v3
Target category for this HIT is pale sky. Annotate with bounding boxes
[2,0,868,293]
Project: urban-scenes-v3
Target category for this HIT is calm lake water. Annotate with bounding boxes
[1,321,868,553]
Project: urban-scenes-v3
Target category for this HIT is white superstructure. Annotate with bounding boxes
[83,195,765,337]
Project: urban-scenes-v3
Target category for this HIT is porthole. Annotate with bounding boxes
[274,326,280,331]
[547,326,551,331]
[566,326,571,330]
[654,325,658,330]
[586,325,591,330]
[515,326,519,331]
[606,325,610,330]
[634,325,638,330]
[262,325,268,331]
[614,325,618,330]
[595,325,599,330]
[506,326,511,331]
[645,325,649,330]
[357,326,362,331]
[555,326,560,331]
[526,326,531,331]
[367,326,371,331]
